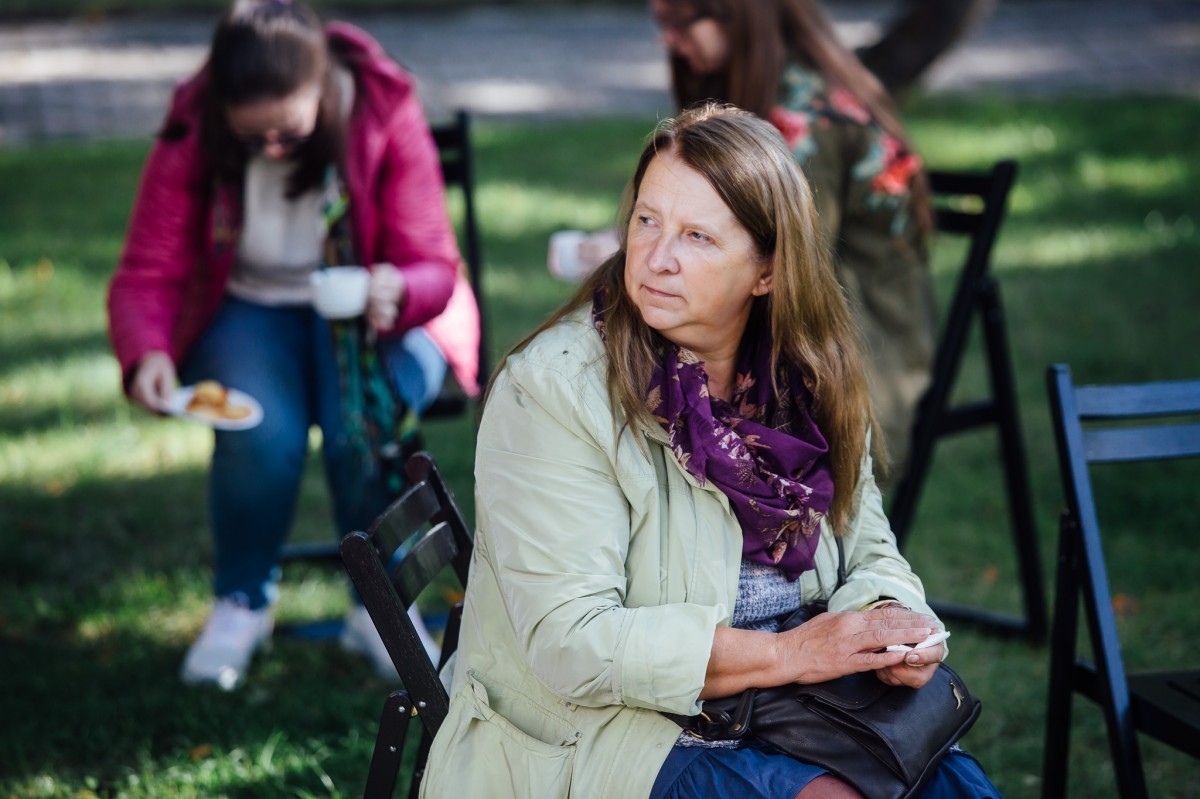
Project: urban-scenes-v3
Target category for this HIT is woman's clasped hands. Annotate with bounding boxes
[777,605,947,689]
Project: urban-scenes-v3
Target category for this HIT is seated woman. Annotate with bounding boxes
[421,105,1000,798]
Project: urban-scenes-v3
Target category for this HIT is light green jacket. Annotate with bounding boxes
[421,307,935,799]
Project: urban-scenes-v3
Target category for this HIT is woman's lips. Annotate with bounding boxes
[643,284,678,300]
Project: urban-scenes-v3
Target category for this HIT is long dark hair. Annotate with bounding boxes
[662,0,932,234]
[201,0,347,197]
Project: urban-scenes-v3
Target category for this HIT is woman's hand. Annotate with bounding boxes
[775,606,939,684]
[875,640,946,688]
[129,350,177,413]
[366,262,406,331]
[704,605,938,698]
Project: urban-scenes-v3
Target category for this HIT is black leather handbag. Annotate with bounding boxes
[667,541,982,799]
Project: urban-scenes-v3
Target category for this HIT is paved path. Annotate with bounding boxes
[0,0,1197,144]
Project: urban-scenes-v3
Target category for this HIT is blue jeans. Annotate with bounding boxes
[181,297,446,609]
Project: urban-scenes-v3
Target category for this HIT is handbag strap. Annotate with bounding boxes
[834,535,846,591]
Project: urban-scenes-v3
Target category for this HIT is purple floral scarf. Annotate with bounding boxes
[593,298,834,580]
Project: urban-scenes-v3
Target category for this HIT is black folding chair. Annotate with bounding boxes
[424,109,489,419]
[1042,364,1200,799]
[887,159,1047,642]
[277,111,485,630]
[341,451,473,799]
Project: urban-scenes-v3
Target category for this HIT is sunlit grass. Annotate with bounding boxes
[2,95,1199,797]
[478,182,622,235]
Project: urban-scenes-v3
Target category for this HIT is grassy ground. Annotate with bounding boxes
[1,95,1198,797]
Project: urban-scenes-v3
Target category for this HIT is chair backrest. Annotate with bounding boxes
[426,109,488,418]
[340,451,473,731]
[1044,363,1200,797]
[922,159,1018,430]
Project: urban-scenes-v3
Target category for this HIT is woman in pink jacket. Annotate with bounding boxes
[107,0,478,689]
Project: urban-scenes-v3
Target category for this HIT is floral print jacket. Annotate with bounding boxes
[766,62,937,473]
[768,62,923,238]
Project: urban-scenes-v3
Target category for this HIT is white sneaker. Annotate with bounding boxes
[180,596,274,691]
[340,604,441,679]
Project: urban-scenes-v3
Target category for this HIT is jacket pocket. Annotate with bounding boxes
[421,674,576,798]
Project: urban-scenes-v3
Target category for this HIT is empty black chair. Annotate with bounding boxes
[887,159,1046,642]
[424,109,488,419]
[1042,364,1200,799]
[340,451,473,799]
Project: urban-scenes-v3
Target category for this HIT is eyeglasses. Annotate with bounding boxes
[232,130,313,153]
[653,10,709,36]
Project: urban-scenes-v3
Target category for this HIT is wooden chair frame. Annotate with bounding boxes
[887,159,1047,642]
[1042,363,1200,799]
[340,451,473,799]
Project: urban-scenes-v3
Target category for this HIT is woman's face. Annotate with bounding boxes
[651,0,730,76]
[624,149,772,361]
[225,84,321,161]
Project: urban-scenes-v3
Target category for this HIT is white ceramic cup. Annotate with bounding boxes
[548,230,587,282]
[310,266,370,319]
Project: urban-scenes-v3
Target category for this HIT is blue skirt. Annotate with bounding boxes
[649,741,1002,799]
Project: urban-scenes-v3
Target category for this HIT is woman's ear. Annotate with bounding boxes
[752,261,774,296]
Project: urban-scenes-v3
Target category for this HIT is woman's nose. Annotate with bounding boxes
[646,235,678,273]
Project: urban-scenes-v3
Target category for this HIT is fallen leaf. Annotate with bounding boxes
[981,565,1000,585]
[1111,593,1140,616]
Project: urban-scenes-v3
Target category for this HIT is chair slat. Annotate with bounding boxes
[1084,423,1200,464]
[927,169,996,196]
[390,522,462,607]
[1075,380,1200,419]
[932,208,981,235]
[370,481,441,552]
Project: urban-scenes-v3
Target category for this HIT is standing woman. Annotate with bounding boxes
[107,0,479,689]
[658,0,938,479]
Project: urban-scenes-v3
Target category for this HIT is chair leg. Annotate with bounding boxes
[407,729,433,799]
[364,690,413,799]
[888,336,957,551]
[978,277,1047,642]
[1042,514,1081,799]
[1077,537,1151,799]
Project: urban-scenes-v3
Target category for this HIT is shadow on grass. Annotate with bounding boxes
[0,624,405,797]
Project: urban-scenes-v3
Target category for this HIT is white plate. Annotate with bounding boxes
[164,385,264,431]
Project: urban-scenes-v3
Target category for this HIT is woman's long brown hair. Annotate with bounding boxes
[490,105,874,532]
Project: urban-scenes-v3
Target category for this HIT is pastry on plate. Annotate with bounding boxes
[186,380,251,420]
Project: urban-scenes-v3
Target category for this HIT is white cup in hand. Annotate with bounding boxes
[549,229,619,283]
[310,266,370,319]
[548,230,588,282]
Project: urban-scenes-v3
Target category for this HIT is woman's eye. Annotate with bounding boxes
[688,230,712,243]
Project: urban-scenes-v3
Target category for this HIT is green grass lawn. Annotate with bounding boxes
[2,95,1199,797]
